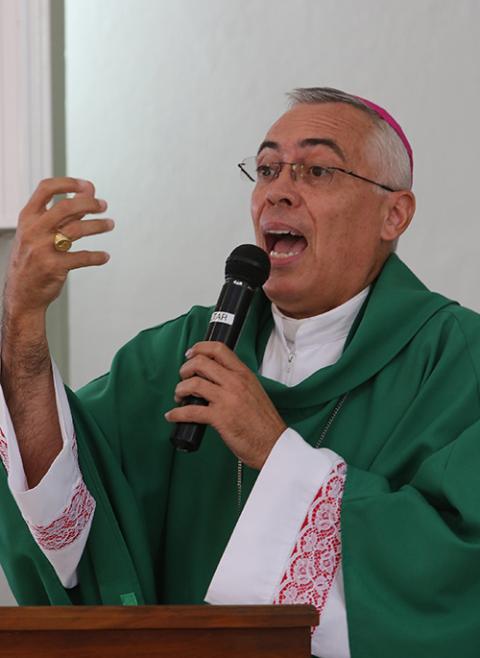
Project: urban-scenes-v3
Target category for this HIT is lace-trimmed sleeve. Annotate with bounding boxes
[0,360,95,588]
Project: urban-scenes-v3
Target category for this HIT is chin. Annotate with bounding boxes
[263,280,303,311]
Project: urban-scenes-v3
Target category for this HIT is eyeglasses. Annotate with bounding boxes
[237,156,396,193]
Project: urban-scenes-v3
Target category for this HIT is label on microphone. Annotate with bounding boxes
[210,311,235,325]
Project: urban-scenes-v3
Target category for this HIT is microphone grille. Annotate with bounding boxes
[225,244,270,288]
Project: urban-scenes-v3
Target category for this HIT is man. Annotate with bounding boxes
[1,87,480,658]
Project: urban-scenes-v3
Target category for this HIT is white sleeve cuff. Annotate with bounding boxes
[205,428,350,658]
[29,477,95,589]
[205,428,341,603]
[0,359,94,588]
[312,566,350,658]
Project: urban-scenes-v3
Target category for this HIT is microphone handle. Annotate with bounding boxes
[170,280,255,452]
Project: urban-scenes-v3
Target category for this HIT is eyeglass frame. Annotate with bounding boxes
[237,157,397,193]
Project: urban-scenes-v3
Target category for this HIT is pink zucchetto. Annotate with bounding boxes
[356,96,414,176]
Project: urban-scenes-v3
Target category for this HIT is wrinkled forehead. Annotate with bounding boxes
[261,102,377,165]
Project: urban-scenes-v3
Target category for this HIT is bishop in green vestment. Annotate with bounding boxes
[1,88,480,658]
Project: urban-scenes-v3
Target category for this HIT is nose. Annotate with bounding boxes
[264,165,302,208]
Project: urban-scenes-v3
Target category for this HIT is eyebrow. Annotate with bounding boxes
[257,137,346,162]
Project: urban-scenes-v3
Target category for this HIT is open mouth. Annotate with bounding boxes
[263,228,308,259]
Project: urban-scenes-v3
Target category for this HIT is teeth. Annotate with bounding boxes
[270,250,298,258]
[265,229,302,236]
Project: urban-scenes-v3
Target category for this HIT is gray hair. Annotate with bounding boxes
[287,87,412,191]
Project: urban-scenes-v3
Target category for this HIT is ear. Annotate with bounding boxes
[381,191,416,242]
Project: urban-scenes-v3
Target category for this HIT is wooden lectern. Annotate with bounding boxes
[0,605,317,657]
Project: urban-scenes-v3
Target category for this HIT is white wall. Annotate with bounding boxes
[65,0,480,389]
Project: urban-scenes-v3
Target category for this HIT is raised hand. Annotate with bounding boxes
[0,177,114,487]
[4,177,114,319]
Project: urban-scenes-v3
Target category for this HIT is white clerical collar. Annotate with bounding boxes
[271,286,370,352]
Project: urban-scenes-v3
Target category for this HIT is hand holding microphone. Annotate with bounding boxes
[167,245,287,468]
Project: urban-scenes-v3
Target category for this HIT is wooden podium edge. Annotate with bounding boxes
[0,605,318,631]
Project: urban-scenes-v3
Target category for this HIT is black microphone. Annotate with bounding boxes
[170,244,271,453]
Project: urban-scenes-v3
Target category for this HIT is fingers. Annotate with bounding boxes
[70,179,96,199]
[175,343,250,404]
[54,217,115,268]
[165,403,211,425]
[44,196,108,230]
[174,376,219,404]
[20,178,107,235]
[24,178,93,215]
[185,342,247,373]
[57,218,115,242]
[179,353,230,385]
[7,177,113,318]
[64,250,111,271]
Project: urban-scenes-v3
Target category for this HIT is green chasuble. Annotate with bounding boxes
[1,253,480,657]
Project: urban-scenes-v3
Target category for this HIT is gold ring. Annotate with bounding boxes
[54,232,73,252]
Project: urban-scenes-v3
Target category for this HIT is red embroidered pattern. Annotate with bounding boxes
[274,461,346,622]
[30,480,95,551]
[0,426,9,472]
